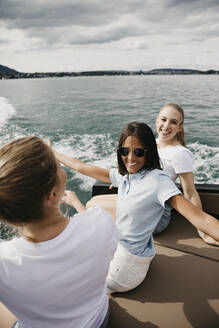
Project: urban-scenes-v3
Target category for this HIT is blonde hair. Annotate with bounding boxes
[0,136,57,225]
[159,103,186,146]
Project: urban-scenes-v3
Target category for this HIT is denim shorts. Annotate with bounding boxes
[11,309,109,328]
[99,305,110,328]
[11,307,110,328]
[11,322,19,328]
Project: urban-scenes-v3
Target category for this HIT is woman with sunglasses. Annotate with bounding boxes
[0,136,117,328]
[53,122,219,293]
[89,104,218,245]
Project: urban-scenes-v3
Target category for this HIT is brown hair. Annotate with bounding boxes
[159,103,186,146]
[0,136,57,225]
[117,122,161,175]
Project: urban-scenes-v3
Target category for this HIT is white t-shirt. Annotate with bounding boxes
[158,145,193,182]
[0,207,117,328]
[153,145,194,234]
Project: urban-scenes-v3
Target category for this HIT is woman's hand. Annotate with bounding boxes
[62,190,86,213]
[44,139,51,147]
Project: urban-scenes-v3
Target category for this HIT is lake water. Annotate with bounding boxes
[0,75,219,239]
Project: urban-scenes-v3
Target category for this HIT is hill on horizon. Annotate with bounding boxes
[0,64,218,77]
[0,64,18,75]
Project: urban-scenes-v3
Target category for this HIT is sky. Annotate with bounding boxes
[0,0,219,73]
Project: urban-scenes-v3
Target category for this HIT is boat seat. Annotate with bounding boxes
[92,182,219,327]
[109,243,219,328]
[154,210,219,262]
[108,211,219,327]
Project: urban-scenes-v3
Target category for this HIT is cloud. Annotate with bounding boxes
[0,0,219,71]
[0,0,136,28]
[1,0,219,45]
[0,37,9,45]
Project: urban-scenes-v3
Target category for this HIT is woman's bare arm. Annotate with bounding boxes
[54,149,111,183]
[178,172,202,209]
[169,194,219,242]
[0,302,17,328]
[179,172,219,245]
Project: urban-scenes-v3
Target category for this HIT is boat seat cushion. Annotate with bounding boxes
[109,244,219,328]
[154,210,219,262]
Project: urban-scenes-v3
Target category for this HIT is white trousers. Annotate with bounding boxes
[106,243,153,293]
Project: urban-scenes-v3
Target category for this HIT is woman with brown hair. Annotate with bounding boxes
[53,121,219,294]
[0,136,117,328]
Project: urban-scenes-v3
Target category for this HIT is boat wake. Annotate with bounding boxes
[0,97,16,129]
[53,135,219,190]
[188,143,219,184]
[53,134,117,191]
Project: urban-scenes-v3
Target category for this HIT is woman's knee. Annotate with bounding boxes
[86,195,117,219]
[86,196,99,208]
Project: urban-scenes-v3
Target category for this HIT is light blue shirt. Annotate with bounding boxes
[110,168,181,258]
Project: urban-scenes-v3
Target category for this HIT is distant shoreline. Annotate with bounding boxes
[0,65,219,80]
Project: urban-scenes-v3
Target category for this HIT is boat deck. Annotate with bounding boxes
[92,183,219,327]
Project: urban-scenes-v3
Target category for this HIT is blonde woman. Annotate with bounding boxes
[155,103,218,245]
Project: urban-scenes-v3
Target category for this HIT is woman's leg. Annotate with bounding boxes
[86,194,118,220]
[0,302,17,328]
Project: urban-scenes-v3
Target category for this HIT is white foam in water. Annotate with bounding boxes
[54,137,219,189]
[53,134,117,191]
[188,143,219,184]
[0,97,16,129]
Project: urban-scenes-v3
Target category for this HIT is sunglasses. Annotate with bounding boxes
[118,147,147,157]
